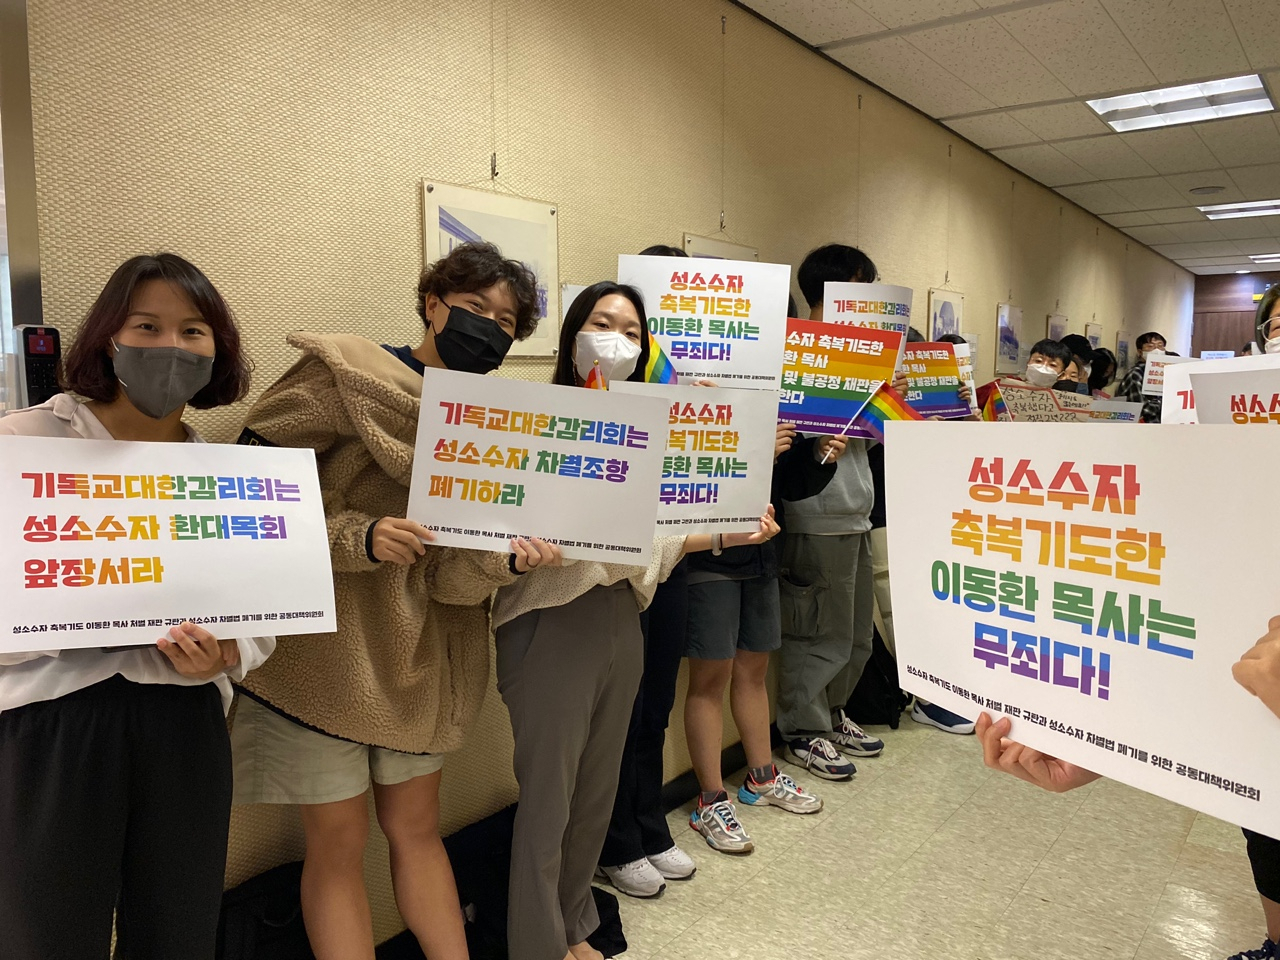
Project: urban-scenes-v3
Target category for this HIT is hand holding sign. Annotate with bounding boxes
[1233,616,1280,721]
[156,622,238,680]
[976,713,1101,793]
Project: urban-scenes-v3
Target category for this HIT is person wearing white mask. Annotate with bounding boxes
[1256,286,1280,356]
[1117,331,1169,423]
[1022,338,1074,388]
[498,282,781,960]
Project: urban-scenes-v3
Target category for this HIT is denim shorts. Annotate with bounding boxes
[684,576,782,660]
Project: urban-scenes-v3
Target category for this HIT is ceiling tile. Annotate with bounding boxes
[1102,211,1156,227]
[1212,217,1280,240]
[1122,223,1186,245]
[992,143,1094,186]
[1227,162,1280,199]
[945,111,1040,148]
[744,0,886,45]
[1004,101,1112,140]
[1146,206,1210,223]
[1162,220,1226,243]
[1108,176,1190,208]
[1053,136,1158,179]
[1223,0,1280,73]
[1151,243,1210,258]
[851,0,979,29]
[1194,114,1280,168]
[1179,257,1256,266]
[1192,264,1259,273]
[831,37,997,116]
[1162,171,1246,204]
[1235,238,1280,254]
[1119,127,1222,175]
[1054,181,1137,213]
[1100,0,1251,84]
[996,0,1157,97]
[906,18,1074,107]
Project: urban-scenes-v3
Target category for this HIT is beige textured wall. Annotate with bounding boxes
[26,0,1193,942]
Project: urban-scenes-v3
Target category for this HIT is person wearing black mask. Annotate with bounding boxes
[231,241,563,960]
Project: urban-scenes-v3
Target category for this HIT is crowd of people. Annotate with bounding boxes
[1,240,1278,960]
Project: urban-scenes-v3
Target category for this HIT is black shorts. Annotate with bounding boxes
[1245,828,1280,903]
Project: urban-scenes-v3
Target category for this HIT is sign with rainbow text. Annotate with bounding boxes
[901,343,968,418]
[887,422,1280,836]
[777,317,903,434]
[0,437,334,653]
[618,255,790,388]
[1188,359,1280,425]
[407,367,668,565]
[610,382,778,535]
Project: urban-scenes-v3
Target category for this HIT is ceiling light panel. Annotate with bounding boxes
[1086,74,1273,132]
[1198,199,1280,220]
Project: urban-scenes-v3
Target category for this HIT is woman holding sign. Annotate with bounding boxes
[492,282,780,960]
[230,242,562,960]
[0,253,274,960]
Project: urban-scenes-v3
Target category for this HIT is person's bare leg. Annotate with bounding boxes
[568,942,604,960]
[373,772,468,960]
[1263,895,1280,941]
[684,658,734,793]
[299,794,375,960]
[730,650,774,773]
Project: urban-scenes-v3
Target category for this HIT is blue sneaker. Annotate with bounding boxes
[911,701,975,735]
[831,708,885,757]
[1227,939,1277,959]
[784,737,855,781]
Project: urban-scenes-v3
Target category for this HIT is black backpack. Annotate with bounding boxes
[843,625,908,729]
[216,861,313,960]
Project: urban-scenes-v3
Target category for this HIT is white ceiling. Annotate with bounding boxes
[739,0,1280,275]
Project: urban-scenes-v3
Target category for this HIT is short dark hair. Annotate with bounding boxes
[1028,338,1073,370]
[1060,334,1092,358]
[906,326,926,343]
[1135,331,1166,351]
[417,242,540,340]
[1088,348,1117,391]
[1254,286,1280,350]
[936,333,967,346]
[553,282,651,388]
[638,244,687,258]
[61,253,251,409]
[797,244,878,308]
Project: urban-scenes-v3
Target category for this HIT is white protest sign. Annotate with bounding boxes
[886,421,1280,837]
[618,255,790,387]
[1142,353,1196,396]
[1189,362,1280,425]
[824,282,913,372]
[954,342,979,415]
[998,379,1094,423]
[407,368,668,564]
[1201,350,1236,360]
[609,382,778,534]
[0,437,335,652]
[1163,354,1280,424]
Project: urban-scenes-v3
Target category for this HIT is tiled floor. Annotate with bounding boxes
[601,715,1267,960]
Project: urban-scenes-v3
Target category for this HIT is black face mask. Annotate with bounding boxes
[430,304,514,375]
[1053,379,1082,394]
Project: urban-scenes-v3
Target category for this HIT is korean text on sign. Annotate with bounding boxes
[777,317,903,434]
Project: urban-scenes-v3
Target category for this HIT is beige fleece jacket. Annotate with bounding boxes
[237,332,515,754]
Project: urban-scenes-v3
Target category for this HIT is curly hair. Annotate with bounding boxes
[416,242,541,341]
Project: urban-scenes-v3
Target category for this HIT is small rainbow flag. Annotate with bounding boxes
[981,385,1008,422]
[585,360,608,391]
[644,328,678,384]
[852,383,923,441]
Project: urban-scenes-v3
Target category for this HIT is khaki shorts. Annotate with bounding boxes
[230,695,444,805]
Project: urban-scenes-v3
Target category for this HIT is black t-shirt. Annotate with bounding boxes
[382,344,425,375]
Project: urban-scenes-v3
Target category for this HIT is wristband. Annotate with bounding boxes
[365,522,380,563]
[711,533,723,556]
[509,553,527,576]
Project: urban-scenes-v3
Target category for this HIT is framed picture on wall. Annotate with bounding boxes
[422,181,560,357]
[682,233,759,260]
[1086,322,1103,350]
[996,303,1023,374]
[1047,314,1068,341]
[1116,330,1132,373]
[928,289,964,340]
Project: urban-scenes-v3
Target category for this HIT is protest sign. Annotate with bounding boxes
[1189,363,1280,425]
[1142,353,1196,396]
[1,437,334,652]
[998,379,1094,423]
[1163,354,1280,424]
[954,343,979,415]
[1089,400,1143,423]
[901,343,968,419]
[609,382,777,534]
[823,282,912,372]
[407,368,667,565]
[777,317,902,434]
[886,421,1280,837]
[618,255,789,387]
[1162,362,1198,424]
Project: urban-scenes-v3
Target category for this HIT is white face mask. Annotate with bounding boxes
[1025,363,1060,388]
[1265,338,1280,356]
[574,330,641,384]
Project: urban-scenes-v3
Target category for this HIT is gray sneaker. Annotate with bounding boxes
[737,771,824,815]
[689,798,754,855]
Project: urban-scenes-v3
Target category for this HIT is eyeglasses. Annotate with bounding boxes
[1258,316,1280,341]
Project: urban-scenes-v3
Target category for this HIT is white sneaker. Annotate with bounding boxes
[595,858,667,899]
[647,844,697,880]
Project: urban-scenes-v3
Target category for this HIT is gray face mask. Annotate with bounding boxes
[111,341,214,419]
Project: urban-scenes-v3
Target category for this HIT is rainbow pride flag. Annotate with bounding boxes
[852,383,923,441]
[585,361,608,390]
[981,384,1008,422]
[644,328,678,384]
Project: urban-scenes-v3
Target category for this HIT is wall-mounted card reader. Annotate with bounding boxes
[16,325,62,408]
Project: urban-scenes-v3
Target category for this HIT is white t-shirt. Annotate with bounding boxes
[0,395,276,713]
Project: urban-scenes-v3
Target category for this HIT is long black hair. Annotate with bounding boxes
[553,282,651,387]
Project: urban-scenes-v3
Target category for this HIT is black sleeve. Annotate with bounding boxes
[772,435,836,504]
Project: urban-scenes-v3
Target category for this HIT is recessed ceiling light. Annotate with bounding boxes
[1199,199,1280,220]
[1249,254,1280,263]
[1086,74,1273,132]
[1189,185,1226,196]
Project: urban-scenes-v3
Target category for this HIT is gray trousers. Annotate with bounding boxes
[496,583,644,960]
[776,532,875,739]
